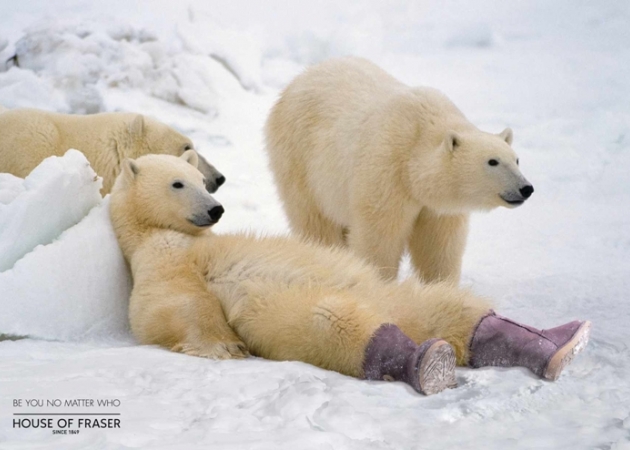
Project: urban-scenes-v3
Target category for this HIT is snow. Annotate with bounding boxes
[1,0,629,449]
[0,151,131,341]
[0,197,131,342]
[0,67,67,111]
[179,8,266,93]
[0,150,102,272]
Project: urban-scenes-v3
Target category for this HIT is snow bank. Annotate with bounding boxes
[0,151,131,341]
[0,173,25,204]
[9,19,172,113]
[0,66,68,111]
[179,8,265,93]
[0,197,131,341]
[1,18,255,115]
[0,150,102,272]
[169,53,248,116]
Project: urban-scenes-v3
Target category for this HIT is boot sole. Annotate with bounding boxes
[544,320,591,381]
[418,340,457,395]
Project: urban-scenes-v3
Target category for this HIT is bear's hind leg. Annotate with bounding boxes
[408,208,468,283]
[269,148,346,247]
[229,283,457,394]
[374,280,491,365]
[347,218,409,281]
[229,284,387,378]
[284,192,346,247]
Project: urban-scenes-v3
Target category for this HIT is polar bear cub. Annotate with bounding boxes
[109,152,495,393]
[0,108,225,194]
[109,153,590,395]
[265,57,534,282]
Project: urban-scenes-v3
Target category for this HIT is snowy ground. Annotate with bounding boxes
[1,1,629,449]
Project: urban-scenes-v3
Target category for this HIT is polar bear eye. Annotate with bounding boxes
[183,144,193,151]
[172,182,184,189]
[516,158,520,165]
[488,159,499,166]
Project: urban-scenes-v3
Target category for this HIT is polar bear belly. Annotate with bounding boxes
[205,238,377,321]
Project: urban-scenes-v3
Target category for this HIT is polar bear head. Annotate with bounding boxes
[410,127,533,213]
[113,151,224,236]
[127,115,226,193]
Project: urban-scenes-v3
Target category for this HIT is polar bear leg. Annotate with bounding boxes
[171,289,250,360]
[229,283,389,378]
[378,280,491,365]
[408,209,469,283]
[283,188,346,247]
[347,218,410,281]
[131,279,248,360]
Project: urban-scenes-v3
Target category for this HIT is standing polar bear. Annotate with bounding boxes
[0,108,225,194]
[265,57,534,282]
[109,153,590,396]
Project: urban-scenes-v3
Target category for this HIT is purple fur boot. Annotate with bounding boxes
[363,324,457,395]
[469,311,591,380]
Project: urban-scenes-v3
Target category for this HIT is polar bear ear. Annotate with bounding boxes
[498,127,513,145]
[128,115,145,142]
[444,132,461,152]
[121,158,139,182]
[180,149,199,168]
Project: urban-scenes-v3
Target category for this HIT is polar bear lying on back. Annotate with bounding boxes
[265,57,534,282]
[0,108,225,194]
[109,153,589,396]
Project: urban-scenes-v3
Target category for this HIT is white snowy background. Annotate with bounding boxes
[0,0,629,448]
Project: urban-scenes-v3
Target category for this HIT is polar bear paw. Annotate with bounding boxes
[172,340,250,360]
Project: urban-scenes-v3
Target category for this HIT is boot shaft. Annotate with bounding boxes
[469,311,590,380]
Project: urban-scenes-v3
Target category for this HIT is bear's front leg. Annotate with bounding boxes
[408,208,469,283]
[172,339,248,360]
[171,289,249,360]
[129,278,249,360]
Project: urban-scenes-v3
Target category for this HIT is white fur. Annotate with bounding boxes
[265,57,532,282]
[0,108,223,193]
[109,154,492,376]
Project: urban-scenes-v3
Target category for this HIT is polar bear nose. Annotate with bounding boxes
[215,175,226,187]
[208,205,224,222]
[519,185,534,199]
